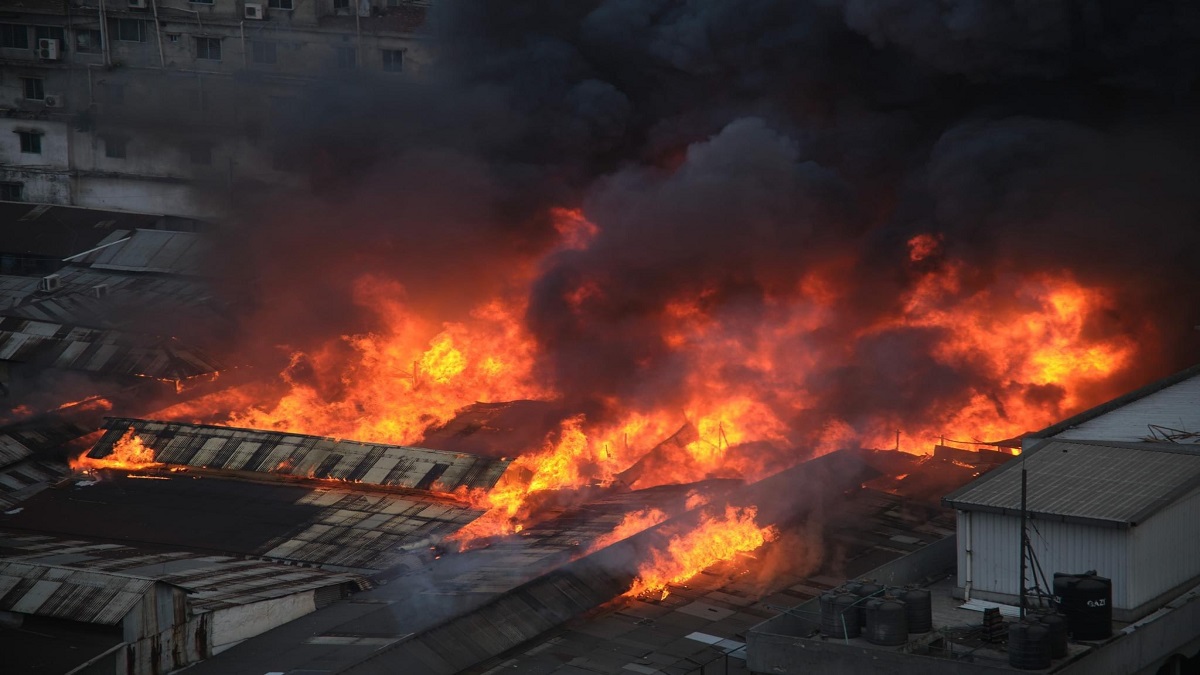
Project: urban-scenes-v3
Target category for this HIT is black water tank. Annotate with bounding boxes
[1053,571,1113,640]
[1037,612,1069,658]
[899,589,933,633]
[820,593,862,638]
[855,582,883,599]
[1008,622,1052,670]
[863,598,908,646]
[843,581,863,596]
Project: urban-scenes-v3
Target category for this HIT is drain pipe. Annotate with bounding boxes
[963,510,973,601]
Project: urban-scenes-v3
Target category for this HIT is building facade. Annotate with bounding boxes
[0,0,430,218]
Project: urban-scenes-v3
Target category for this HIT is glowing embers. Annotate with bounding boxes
[626,505,777,601]
[70,427,162,472]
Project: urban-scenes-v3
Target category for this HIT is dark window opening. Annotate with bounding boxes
[382,49,404,72]
[0,24,29,49]
[0,183,22,201]
[195,36,221,61]
[75,28,102,53]
[103,136,127,159]
[268,0,293,9]
[21,77,45,101]
[115,19,144,42]
[17,131,42,154]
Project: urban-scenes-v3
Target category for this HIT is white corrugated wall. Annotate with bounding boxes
[1129,486,1200,609]
[958,510,1131,608]
[1051,375,1200,442]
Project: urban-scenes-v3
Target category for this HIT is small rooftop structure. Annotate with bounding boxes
[67,228,209,276]
[943,439,1200,529]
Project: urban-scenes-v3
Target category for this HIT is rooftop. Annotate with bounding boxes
[942,439,1200,527]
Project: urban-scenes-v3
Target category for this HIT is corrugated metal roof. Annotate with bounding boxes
[0,561,155,624]
[73,229,208,276]
[0,317,222,381]
[88,418,510,492]
[0,532,368,616]
[943,440,1200,526]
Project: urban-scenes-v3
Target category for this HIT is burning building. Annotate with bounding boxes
[1,1,1199,674]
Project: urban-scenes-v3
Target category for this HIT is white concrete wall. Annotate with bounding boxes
[0,117,69,169]
[210,591,317,653]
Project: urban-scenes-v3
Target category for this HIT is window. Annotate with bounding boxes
[268,0,294,9]
[333,0,349,8]
[251,40,276,65]
[102,136,127,159]
[189,0,215,4]
[195,36,221,61]
[21,77,45,101]
[16,131,42,154]
[0,183,22,201]
[115,19,144,42]
[0,24,29,49]
[382,49,404,72]
[34,26,65,50]
[335,45,355,69]
[188,142,213,165]
[75,28,102,53]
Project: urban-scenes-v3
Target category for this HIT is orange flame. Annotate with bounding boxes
[589,508,669,553]
[70,427,161,472]
[625,505,777,600]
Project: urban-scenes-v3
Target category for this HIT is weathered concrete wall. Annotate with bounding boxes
[1059,585,1200,675]
[210,592,318,654]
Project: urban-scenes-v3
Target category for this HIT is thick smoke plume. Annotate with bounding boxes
[208,0,1200,454]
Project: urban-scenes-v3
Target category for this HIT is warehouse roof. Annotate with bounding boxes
[942,439,1200,527]
[89,417,511,492]
[0,532,367,613]
[68,229,208,276]
[0,560,160,624]
[0,317,223,381]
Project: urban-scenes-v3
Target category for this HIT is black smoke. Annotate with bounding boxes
[213,0,1200,448]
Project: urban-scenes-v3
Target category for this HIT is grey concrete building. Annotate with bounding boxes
[0,0,430,217]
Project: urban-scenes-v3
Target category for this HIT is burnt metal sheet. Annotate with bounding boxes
[0,318,222,380]
[943,439,1200,526]
[0,561,154,624]
[0,532,368,617]
[89,418,511,492]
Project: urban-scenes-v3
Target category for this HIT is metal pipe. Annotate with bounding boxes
[149,0,166,67]
[98,0,111,67]
[964,510,973,601]
[1020,463,1028,619]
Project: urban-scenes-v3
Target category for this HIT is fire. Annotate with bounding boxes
[589,508,669,553]
[625,505,777,600]
[70,427,161,472]
[152,209,1138,551]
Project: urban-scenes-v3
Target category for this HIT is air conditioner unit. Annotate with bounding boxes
[244,3,265,19]
[128,0,148,8]
[43,94,63,108]
[39,274,61,293]
[37,38,60,61]
[92,284,109,299]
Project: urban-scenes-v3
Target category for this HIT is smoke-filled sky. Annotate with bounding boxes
[213,0,1200,449]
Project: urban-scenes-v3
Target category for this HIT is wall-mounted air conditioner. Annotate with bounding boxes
[93,284,109,299]
[37,38,60,61]
[39,275,61,293]
[244,3,265,19]
[43,94,63,108]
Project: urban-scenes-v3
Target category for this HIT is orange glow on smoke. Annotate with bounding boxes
[626,506,777,600]
[70,427,161,472]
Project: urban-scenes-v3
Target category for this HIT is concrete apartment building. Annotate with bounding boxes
[0,0,429,218]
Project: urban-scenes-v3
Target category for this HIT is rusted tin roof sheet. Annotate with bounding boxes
[88,417,510,492]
